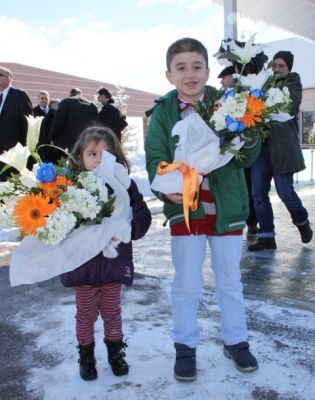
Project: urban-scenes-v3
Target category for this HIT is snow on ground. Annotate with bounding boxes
[1,151,315,399]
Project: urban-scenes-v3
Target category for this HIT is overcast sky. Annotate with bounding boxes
[1,0,295,94]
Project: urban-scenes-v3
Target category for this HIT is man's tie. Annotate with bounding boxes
[0,93,3,107]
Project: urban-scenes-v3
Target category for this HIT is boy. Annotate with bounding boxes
[145,38,260,381]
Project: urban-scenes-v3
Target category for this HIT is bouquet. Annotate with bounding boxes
[0,116,132,286]
[0,122,115,246]
[194,33,293,159]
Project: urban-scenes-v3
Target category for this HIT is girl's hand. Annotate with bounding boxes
[111,237,118,241]
[164,193,183,204]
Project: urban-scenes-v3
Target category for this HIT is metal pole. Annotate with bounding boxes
[223,0,238,40]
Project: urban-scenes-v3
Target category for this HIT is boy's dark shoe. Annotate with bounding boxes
[297,221,313,243]
[77,342,98,380]
[248,237,276,251]
[174,343,197,382]
[105,340,129,376]
[224,342,258,372]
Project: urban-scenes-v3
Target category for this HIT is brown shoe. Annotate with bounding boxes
[248,237,276,251]
[297,221,313,244]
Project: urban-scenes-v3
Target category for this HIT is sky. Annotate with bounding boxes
[0,0,297,95]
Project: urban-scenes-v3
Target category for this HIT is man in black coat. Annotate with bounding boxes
[97,87,126,143]
[33,90,50,162]
[49,88,98,160]
[0,66,33,181]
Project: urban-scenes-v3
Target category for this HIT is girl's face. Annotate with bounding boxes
[82,140,109,171]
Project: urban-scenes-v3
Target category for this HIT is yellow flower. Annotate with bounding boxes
[40,176,74,205]
[240,94,265,127]
[13,192,56,235]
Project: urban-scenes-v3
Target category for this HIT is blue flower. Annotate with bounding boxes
[249,89,264,99]
[225,116,246,133]
[223,89,235,100]
[36,163,57,183]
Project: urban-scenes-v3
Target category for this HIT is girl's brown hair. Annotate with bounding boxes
[69,125,131,174]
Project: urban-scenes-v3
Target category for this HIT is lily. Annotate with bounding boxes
[19,168,37,189]
[26,115,44,160]
[0,143,30,173]
[218,33,267,67]
[239,69,272,90]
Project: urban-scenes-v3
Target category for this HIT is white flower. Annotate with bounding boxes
[265,87,286,107]
[60,186,101,219]
[37,208,77,245]
[26,115,44,153]
[19,168,37,189]
[0,199,17,229]
[0,181,15,199]
[220,33,267,66]
[239,69,272,90]
[0,143,30,172]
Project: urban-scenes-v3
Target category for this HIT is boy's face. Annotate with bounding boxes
[166,51,209,103]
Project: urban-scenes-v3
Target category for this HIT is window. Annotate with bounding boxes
[301,110,315,145]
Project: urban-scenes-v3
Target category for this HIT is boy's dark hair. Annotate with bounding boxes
[69,125,130,174]
[97,87,112,99]
[166,38,208,71]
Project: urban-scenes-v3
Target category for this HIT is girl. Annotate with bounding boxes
[60,126,152,381]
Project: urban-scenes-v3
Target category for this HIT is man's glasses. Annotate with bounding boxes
[0,73,9,78]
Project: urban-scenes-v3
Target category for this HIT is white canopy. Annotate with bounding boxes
[212,0,315,42]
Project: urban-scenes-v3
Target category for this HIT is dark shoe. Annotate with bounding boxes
[248,237,276,251]
[224,342,258,372]
[77,342,98,380]
[105,340,129,376]
[174,343,197,382]
[247,224,258,236]
[297,221,313,244]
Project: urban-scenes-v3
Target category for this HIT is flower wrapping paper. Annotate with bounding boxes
[151,113,244,194]
[10,150,132,286]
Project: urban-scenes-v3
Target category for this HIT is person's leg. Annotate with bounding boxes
[75,286,99,380]
[251,146,275,238]
[171,235,206,381]
[75,286,100,345]
[170,235,206,348]
[99,284,128,376]
[99,283,123,341]
[208,235,247,344]
[272,171,308,225]
[244,167,258,234]
[209,235,258,372]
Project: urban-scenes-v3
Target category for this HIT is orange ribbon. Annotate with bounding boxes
[157,161,202,231]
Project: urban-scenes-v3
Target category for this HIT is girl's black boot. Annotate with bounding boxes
[105,340,129,376]
[77,342,98,380]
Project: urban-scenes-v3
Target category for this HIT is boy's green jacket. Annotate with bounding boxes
[145,87,262,235]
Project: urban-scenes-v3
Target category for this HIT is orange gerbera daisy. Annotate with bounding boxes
[240,94,265,127]
[13,193,57,235]
[40,176,74,205]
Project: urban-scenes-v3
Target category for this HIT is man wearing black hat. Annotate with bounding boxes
[217,65,236,90]
[249,51,313,251]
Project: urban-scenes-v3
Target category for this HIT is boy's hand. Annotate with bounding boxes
[111,237,118,241]
[164,193,183,204]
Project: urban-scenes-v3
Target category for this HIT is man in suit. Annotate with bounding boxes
[33,91,50,162]
[49,88,98,161]
[33,91,50,117]
[97,87,125,142]
[0,65,33,181]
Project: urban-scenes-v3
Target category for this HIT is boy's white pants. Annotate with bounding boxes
[170,234,248,348]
